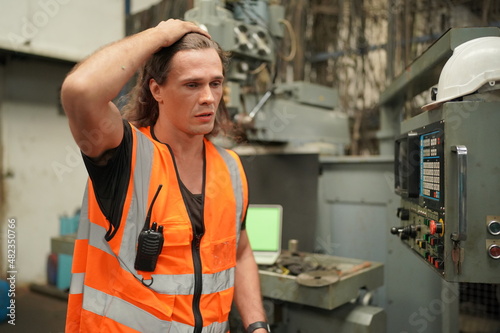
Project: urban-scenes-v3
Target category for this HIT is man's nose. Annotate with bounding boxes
[200,85,215,104]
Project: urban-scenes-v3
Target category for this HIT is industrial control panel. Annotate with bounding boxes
[391,101,500,283]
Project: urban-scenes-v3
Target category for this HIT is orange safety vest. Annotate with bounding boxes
[66,124,248,332]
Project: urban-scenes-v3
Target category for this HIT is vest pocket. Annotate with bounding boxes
[159,222,193,273]
[200,287,234,325]
[205,235,237,272]
[162,222,191,246]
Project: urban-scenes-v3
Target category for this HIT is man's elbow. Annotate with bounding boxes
[61,74,89,116]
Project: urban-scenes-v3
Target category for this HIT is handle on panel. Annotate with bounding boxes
[451,145,468,242]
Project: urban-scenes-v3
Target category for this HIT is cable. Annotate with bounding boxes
[249,62,267,75]
[278,18,297,62]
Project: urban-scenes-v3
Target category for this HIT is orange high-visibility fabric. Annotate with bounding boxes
[66,124,248,332]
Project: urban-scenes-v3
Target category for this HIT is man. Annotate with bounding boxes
[61,19,269,333]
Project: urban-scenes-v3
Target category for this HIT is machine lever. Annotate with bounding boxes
[390,225,418,240]
[235,89,275,128]
[248,88,274,119]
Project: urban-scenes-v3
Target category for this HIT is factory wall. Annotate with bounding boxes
[0,56,87,285]
[0,0,124,62]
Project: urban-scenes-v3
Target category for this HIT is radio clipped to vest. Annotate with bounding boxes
[134,185,164,272]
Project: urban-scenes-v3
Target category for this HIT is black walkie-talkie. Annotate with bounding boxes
[134,185,164,272]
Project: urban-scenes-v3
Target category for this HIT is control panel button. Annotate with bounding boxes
[488,244,500,259]
[434,259,444,269]
[417,240,427,249]
[429,237,441,246]
[429,220,443,235]
[487,220,500,236]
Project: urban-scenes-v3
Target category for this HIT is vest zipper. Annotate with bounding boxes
[161,141,206,333]
[192,233,204,333]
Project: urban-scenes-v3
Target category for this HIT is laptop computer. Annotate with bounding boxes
[245,204,283,266]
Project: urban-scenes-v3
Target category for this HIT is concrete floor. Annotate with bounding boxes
[0,285,67,333]
[2,285,498,333]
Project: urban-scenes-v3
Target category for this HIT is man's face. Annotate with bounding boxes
[150,48,224,138]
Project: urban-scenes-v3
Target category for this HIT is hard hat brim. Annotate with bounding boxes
[421,99,445,111]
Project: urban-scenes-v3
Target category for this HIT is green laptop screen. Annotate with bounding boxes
[245,205,281,252]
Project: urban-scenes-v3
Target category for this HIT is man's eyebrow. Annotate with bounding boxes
[182,75,225,82]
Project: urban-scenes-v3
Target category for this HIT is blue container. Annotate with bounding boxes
[55,211,79,290]
[57,254,73,290]
[0,280,9,322]
[59,213,79,236]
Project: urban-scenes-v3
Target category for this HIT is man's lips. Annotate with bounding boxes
[195,111,214,118]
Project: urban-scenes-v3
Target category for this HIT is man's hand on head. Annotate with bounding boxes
[155,19,211,50]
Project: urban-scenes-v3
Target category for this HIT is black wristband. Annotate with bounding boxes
[247,321,271,333]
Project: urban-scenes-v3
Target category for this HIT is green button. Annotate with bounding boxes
[488,220,500,235]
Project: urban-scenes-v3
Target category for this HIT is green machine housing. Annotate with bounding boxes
[393,101,500,283]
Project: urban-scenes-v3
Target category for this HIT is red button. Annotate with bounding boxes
[489,245,500,259]
[429,220,443,235]
[429,220,437,234]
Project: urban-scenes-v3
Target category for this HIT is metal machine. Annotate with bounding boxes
[388,29,500,283]
[185,0,349,149]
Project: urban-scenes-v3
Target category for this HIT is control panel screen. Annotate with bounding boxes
[419,123,444,210]
[394,133,420,198]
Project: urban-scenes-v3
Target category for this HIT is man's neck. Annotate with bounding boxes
[152,120,204,160]
[152,120,205,194]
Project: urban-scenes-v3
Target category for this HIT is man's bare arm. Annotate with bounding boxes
[234,230,269,332]
[60,19,210,158]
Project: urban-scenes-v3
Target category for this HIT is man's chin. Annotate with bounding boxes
[194,123,216,136]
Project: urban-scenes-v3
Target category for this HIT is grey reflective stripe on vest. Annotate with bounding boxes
[76,185,90,240]
[69,186,90,296]
[69,272,84,294]
[119,128,154,277]
[149,267,234,295]
[214,145,244,244]
[83,285,172,331]
[82,285,229,332]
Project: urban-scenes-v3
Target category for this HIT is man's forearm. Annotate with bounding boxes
[234,231,268,332]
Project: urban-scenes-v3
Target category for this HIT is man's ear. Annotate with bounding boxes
[149,78,162,103]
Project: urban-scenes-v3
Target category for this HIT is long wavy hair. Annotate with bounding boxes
[121,33,231,137]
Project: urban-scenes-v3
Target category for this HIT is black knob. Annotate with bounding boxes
[397,208,410,220]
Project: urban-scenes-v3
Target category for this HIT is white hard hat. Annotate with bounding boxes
[422,36,500,111]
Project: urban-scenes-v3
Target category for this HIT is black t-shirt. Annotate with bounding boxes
[82,120,132,240]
